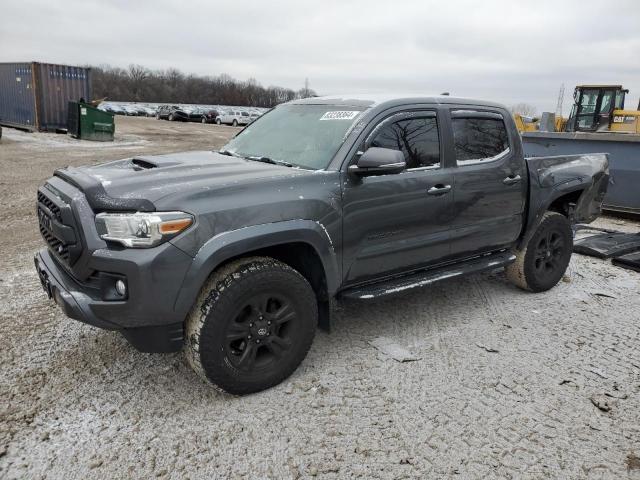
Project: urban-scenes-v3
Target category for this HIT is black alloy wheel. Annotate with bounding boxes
[533,230,565,280]
[506,211,573,292]
[225,293,297,372]
[185,257,317,394]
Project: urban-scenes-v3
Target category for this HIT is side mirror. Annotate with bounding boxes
[348,147,406,177]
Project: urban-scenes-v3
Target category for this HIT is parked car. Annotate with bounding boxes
[156,105,189,121]
[121,105,141,116]
[34,94,609,395]
[155,105,170,119]
[248,111,262,123]
[140,106,157,117]
[101,103,125,115]
[133,105,150,116]
[201,109,220,124]
[216,109,251,126]
[185,107,209,123]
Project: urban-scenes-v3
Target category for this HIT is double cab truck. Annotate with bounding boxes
[34,94,609,394]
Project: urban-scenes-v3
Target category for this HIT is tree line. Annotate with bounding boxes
[91,64,317,107]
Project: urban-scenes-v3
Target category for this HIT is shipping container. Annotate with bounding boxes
[0,62,92,131]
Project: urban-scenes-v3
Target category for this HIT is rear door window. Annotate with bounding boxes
[451,114,509,164]
[369,116,440,169]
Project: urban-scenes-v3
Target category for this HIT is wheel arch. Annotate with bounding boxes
[518,185,588,250]
[173,220,339,330]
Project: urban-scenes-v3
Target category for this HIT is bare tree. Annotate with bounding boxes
[509,103,538,117]
[91,65,299,107]
[128,64,149,101]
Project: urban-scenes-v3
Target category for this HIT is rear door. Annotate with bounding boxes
[447,109,526,258]
[341,108,454,284]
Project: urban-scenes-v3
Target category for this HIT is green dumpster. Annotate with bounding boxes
[67,101,115,141]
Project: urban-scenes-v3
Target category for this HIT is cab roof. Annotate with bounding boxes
[288,93,506,110]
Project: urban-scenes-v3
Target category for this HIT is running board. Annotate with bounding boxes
[340,251,516,300]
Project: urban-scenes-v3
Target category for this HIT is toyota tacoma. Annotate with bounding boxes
[34,94,609,394]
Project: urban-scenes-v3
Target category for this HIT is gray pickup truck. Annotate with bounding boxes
[34,94,609,394]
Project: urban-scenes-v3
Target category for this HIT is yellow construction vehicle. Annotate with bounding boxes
[513,114,539,132]
[610,109,640,134]
[520,84,640,215]
[514,85,640,134]
[565,85,640,133]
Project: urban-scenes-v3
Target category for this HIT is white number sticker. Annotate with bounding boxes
[319,111,360,121]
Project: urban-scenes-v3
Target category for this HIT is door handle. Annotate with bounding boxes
[503,174,521,185]
[427,184,452,195]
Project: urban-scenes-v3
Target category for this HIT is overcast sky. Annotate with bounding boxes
[2,0,639,113]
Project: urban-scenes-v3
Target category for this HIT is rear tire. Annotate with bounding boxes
[168,113,174,121]
[201,117,207,124]
[216,118,222,125]
[185,257,317,395]
[232,119,238,127]
[506,211,573,292]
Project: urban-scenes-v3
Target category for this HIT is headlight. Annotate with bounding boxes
[95,211,193,248]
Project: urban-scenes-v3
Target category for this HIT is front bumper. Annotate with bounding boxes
[34,248,186,353]
[35,249,117,329]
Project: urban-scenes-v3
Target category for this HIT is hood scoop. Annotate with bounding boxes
[130,157,182,170]
[131,158,159,170]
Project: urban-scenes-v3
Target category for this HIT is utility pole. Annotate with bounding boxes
[304,78,309,98]
[555,83,565,119]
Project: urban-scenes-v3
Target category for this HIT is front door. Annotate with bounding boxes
[341,109,454,285]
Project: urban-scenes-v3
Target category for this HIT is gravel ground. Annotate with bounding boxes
[1,117,639,479]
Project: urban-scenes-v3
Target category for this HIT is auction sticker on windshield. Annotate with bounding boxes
[319,111,360,121]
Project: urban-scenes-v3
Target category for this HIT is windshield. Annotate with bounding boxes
[221,104,365,170]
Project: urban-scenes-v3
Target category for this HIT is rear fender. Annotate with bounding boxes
[518,153,609,250]
[173,219,340,317]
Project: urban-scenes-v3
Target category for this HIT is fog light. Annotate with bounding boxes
[115,279,127,297]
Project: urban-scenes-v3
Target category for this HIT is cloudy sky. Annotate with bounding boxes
[2,0,639,113]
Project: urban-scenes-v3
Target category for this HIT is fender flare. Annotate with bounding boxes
[517,182,587,250]
[173,219,340,316]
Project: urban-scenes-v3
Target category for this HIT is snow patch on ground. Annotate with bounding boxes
[2,127,147,149]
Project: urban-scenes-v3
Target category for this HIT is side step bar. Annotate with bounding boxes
[340,251,516,300]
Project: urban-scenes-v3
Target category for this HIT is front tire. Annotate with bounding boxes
[506,211,573,292]
[216,118,222,125]
[232,119,238,127]
[185,257,318,395]
[168,113,174,121]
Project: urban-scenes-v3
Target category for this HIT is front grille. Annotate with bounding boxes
[37,191,61,220]
[37,187,80,266]
[39,224,70,261]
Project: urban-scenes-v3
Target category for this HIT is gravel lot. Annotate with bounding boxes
[1,117,639,479]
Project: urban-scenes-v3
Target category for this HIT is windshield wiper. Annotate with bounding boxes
[219,150,294,167]
[218,149,242,158]
[246,155,293,168]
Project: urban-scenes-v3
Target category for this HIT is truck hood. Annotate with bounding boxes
[54,150,311,212]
